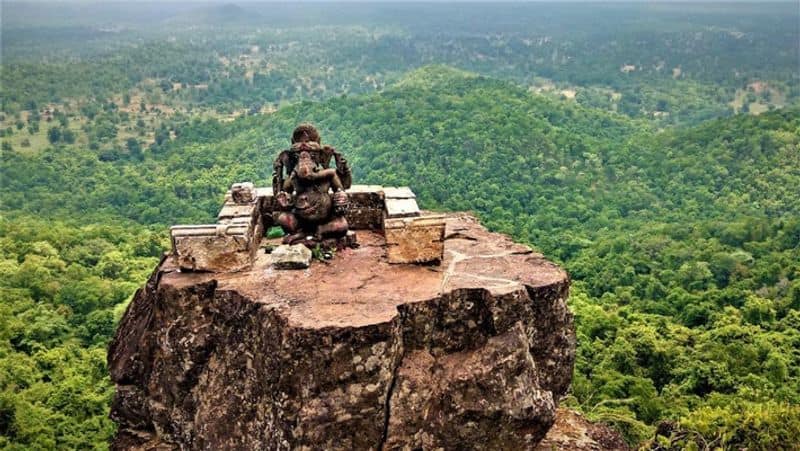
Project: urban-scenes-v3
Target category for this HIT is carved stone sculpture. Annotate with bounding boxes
[272,124,352,245]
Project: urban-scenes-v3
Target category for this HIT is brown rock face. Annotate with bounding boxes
[536,408,630,451]
[108,214,576,450]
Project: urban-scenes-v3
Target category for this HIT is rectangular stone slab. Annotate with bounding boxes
[218,202,258,221]
[170,224,256,272]
[384,215,446,264]
[384,198,421,218]
[347,185,385,229]
[348,184,384,194]
[254,187,275,228]
[255,187,274,197]
[383,186,416,199]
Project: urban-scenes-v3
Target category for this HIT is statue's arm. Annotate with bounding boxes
[328,146,352,190]
[273,151,293,209]
[272,151,290,193]
[272,153,283,194]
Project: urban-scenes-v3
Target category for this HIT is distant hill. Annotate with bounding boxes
[164,3,262,26]
[3,65,798,233]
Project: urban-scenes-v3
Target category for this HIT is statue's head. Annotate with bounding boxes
[291,123,321,144]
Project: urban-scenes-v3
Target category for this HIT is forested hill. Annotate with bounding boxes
[1,67,799,448]
[3,66,798,232]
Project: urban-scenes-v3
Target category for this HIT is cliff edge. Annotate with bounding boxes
[108,213,576,450]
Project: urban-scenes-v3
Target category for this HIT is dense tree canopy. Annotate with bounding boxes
[3,66,799,448]
[1,2,798,449]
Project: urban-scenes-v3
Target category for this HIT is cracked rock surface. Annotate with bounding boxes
[108,214,576,450]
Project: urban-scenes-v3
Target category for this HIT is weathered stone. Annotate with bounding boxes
[384,197,421,218]
[254,187,276,230]
[217,202,258,224]
[271,244,313,269]
[348,184,384,197]
[110,214,576,450]
[255,186,274,200]
[386,323,556,449]
[384,214,446,264]
[346,185,385,230]
[170,223,256,272]
[230,182,256,204]
[536,408,629,451]
[382,186,415,199]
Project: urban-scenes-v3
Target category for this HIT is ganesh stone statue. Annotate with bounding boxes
[271,123,353,246]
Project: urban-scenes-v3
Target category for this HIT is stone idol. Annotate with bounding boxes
[168,123,446,272]
[271,123,353,248]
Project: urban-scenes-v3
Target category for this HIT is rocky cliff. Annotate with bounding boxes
[108,214,578,450]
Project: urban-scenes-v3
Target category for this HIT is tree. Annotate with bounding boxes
[62,129,76,144]
[47,127,62,144]
[126,138,143,160]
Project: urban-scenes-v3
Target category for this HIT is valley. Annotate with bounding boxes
[1,2,798,449]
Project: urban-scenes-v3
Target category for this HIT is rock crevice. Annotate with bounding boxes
[109,214,576,450]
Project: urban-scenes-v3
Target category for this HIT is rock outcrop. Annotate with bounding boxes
[536,408,629,451]
[108,214,576,450]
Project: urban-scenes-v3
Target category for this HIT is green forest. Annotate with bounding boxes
[1,2,799,450]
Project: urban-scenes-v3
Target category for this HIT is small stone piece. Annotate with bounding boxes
[314,230,359,251]
[231,182,256,204]
[384,214,445,264]
[271,244,312,269]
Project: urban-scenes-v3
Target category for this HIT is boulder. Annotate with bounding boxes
[109,214,576,450]
[271,244,313,269]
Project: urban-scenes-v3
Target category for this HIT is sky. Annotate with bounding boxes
[4,0,794,3]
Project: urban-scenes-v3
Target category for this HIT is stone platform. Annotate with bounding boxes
[109,213,575,450]
[170,183,441,272]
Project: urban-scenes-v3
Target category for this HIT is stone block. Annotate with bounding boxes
[346,185,385,230]
[256,186,274,205]
[271,244,312,269]
[384,198,421,219]
[170,223,257,272]
[348,207,384,230]
[230,182,256,204]
[384,215,446,264]
[348,184,384,193]
[383,186,415,199]
[218,200,259,228]
[255,187,276,229]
